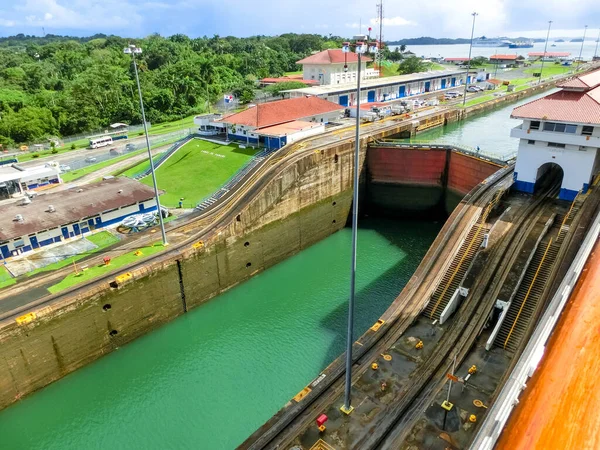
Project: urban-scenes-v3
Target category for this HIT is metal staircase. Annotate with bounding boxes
[495,238,560,353]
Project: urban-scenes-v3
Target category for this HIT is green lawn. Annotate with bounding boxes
[525,65,572,77]
[0,266,16,289]
[137,138,257,207]
[121,152,164,178]
[48,242,166,294]
[26,231,120,278]
[148,115,196,136]
[463,94,496,107]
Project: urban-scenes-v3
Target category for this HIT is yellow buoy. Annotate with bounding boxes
[469,414,477,423]
[371,363,379,370]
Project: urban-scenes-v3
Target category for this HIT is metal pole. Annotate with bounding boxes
[463,12,478,106]
[538,21,553,84]
[594,29,600,59]
[342,50,362,414]
[132,55,168,246]
[578,25,588,69]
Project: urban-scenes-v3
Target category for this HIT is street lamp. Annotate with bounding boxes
[339,31,378,416]
[124,44,168,246]
[538,21,553,84]
[462,12,478,106]
[577,25,588,69]
[594,28,600,60]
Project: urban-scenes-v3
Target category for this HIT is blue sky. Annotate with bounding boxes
[0,0,598,40]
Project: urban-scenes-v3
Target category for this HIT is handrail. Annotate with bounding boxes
[503,238,553,349]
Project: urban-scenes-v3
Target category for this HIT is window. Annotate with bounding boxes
[582,125,594,136]
[547,142,566,148]
[527,140,536,145]
[543,122,577,133]
[530,121,540,130]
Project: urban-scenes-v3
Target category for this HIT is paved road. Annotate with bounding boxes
[496,238,600,450]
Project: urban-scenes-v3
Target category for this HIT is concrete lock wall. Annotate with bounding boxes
[365,146,501,217]
[0,143,359,411]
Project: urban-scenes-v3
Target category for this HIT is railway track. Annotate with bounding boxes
[239,166,515,449]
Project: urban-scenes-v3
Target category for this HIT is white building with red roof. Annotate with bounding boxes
[510,68,600,201]
[296,49,378,85]
[194,96,344,149]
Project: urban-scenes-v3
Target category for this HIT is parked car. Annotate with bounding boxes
[125,143,136,151]
[466,86,480,92]
[85,156,97,163]
[59,164,71,172]
[444,91,461,99]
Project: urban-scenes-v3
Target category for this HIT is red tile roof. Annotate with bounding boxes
[219,97,344,128]
[296,49,372,65]
[260,76,319,86]
[490,54,518,60]
[444,57,470,62]
[511,86,600,125]
[558,69,600,90]
[528,52,571,57]
[257,120,321,136]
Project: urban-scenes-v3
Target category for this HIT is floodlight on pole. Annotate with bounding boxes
[340,29,378,416]
[124,44,168,246]
[462,12,478,107]
[538,21,553,84]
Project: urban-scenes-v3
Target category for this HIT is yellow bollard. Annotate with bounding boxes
[415,340,424,349]
[371,362,379,370]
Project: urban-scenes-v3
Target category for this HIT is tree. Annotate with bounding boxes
[264,81,306,98]
[397,56,427,75]
[470,56,489,67]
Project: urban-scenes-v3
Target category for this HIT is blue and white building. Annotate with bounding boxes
[0,163,61,199]
[511,69,600,201]
[0,178,158,259]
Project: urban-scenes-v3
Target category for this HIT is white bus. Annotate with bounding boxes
[89,136,113,149]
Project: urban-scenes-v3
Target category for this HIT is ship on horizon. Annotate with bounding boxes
[472,36,511,47]
[509,40,534,48]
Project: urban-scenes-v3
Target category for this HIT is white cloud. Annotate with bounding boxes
[0,19,15,27]
[44,13,53,20]
[370,16,416,27]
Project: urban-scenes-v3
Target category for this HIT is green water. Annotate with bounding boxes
[414,89,558,157]
[0,218,440,450]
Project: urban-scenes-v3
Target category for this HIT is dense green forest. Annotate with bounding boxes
[0,33,344,146]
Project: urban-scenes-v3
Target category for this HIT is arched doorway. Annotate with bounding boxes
[534,162,564,195]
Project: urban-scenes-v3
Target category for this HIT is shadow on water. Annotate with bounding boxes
[317,217,442,369]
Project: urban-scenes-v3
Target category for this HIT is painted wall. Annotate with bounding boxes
[513,139,599,200]
[366,146,501,217]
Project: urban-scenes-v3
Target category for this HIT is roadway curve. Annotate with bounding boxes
[495,237,600,450]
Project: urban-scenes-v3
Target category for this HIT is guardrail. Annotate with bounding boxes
[133,135,195,179]
[371,139,516,165]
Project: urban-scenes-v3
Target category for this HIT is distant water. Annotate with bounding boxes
[411,89,559,158]
[0,217,440,450]
[391,41,599,59]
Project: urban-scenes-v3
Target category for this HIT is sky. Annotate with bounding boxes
[0,0,598,40]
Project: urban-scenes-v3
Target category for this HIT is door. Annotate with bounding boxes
[339,95,348,107]
[451,77,456,87]
[30,236,39,249]
[424,81,431,92]
[0,245,9,259]
[73,223,80,235]
[61,227,69,239]
[441,79,447,89]
[367,90,376,102]
[399,86,406,97]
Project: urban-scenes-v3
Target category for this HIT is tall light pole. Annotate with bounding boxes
[462,12,478,106]
[124,44,168,246]
[538,21,553,84]
[339,33,378,416]
[594,28,600,60]
[577,25,588,69]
